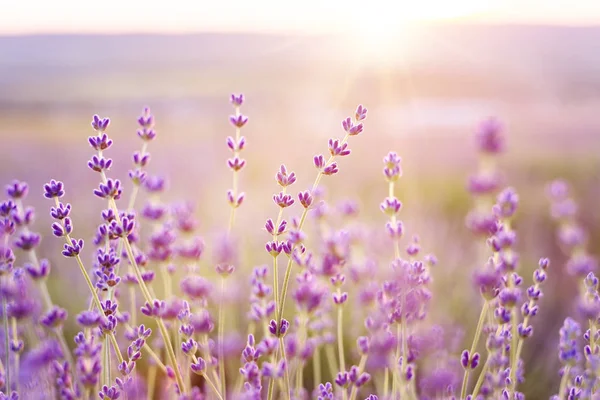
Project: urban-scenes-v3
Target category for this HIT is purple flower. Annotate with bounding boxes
[25,258,51,280]
[91,115,110,132]
[357,336,370,355]
[87,155,113,173]
[314,154,326,169]
[328,138,351,157]
[322,162,339,176]
[355,104,368,121]
[77,310,102,328]
[380,197,402,216]
[88,132,113,151]
[0,200,16,218]
[335,371,350,387]
[99,385,120,400]
[265,218,286,235]
[493,187,519,219]
[109,217,135,238]
[6,180,28,199]
[181,338,198,355]
[62,238,84,257]
[40,306,68,328]
[275,164,296,187]
[273,192,294,208]
[559,317,581,366]
[180,275,212,300]
[133,151,151,167]
[268,318,289,337]
[50,202,71,220]
[14,231,41,250]
[230,93,244,106]
[140,300,165,318]
[229,114,248,128]
[227,157,246,172]
[383,152,402,181]
[43,180,65,199]
[226,190,245,208]
[226,136,246,152]
[51,218,72,237]
[190,358,206,375]
[475,117,504,154]
[137,108,157,141]
[461,350,480,369]
[94,178,122,200]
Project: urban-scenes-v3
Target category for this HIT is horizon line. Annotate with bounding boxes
[2,21,600,37]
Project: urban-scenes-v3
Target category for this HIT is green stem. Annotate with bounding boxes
[558,366,570,400]
[325,344,338,381]
[337,303,346,373]
[218,277,226,397]
[313,346,322,390]
[10,318,18,394]
[471,358,489,398]
[103,336,111,387]
[348,355,368,400]
[105,197,185,393]
[460,301,489,398]
[2,292,9,394]
[147,363,157,400]
[383,367,389,399]
[279,337,291,399]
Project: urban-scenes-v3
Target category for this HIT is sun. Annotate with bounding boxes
[339,0,489,62]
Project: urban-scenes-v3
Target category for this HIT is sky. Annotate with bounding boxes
[2,0,600,35]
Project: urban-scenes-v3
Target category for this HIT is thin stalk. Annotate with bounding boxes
[228,105,242,233]
[192,355,224,400]
[392,325,400,396]
[348,354,368,400]
[325,344,338,381]
[295,360,304,396]
[103,336,111,387]
[203,374,225,400]
[2,292,9,394]
[399,298,409,398]
[143,342,167,374]
[460,301,489,398]
[160,263,172,299]
[276,133,350,325]
[218,277,226,397]
[147,363,157,400]
[10,318,18,393]
[129,286,137,328]
[337,302,346,373]
[17,211,73,368]
[313,346,322,390]
[54,198,124,366]
[267,362,275,400]
[471,358,489,398]
[383,367,389,399]
[105,198,185,393]
[200,335,222,390]
[558,366,570,400]
[278,337,292,399]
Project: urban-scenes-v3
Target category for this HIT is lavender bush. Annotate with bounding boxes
[0,95,595,400]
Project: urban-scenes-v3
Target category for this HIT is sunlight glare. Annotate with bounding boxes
[343,0,490,62]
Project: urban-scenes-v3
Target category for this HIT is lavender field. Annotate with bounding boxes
[1,22,600,400]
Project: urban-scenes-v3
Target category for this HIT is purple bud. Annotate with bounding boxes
[6,180,28,199]
[43,180,65,199]
[229,114,248,128]
[190,358,206,375]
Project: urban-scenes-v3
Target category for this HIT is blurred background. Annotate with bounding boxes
[1,1,600,397]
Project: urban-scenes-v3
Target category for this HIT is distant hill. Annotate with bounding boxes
[1,24,600,105]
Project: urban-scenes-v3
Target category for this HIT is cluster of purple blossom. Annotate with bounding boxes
[0,95,595,400]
